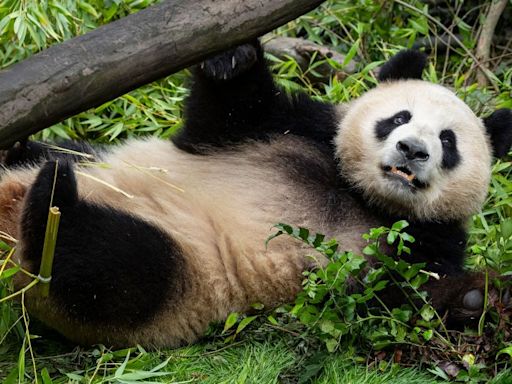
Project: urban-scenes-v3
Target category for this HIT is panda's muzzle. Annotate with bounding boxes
[381,165,428,190]
[396,139,430,162]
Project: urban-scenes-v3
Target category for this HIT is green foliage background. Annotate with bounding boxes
[0,0,512,383]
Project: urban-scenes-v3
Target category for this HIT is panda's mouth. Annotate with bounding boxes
[382,165,428,189]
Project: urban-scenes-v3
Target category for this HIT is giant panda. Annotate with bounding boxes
[1,41,512,347]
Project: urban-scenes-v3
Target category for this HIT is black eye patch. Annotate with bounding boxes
[440,129,460,169]
[375,110,412,140]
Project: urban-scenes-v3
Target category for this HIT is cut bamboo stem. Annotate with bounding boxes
[38,206,61,297]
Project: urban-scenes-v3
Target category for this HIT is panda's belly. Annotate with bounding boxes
[72,139,309,309]
[73,137,377,306]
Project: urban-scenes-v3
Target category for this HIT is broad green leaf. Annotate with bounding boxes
[420,304,435,322]
[501,218,512,240]
[391,220,409,231]
[497,344,512,359]
[114,350,131,377]
[325,338,338,353]
[40,368,53,384]
[343,39,359,67]
[236,316,257,334]
[223,312,239,333]
[0,267,20,280]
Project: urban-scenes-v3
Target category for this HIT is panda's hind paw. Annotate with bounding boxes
[443,273,511,327]
[199,42,259,81]
[0,140,26,166]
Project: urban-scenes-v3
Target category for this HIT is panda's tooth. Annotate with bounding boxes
[232,56,236,69]
[390,166,416,183]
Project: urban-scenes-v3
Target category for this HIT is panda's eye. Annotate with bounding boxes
[441,138,453,147]
[440,130,455,148]
[375,110,412,140]
[440,129,460,169]
[392,111,411,126]
[393,115,406,125]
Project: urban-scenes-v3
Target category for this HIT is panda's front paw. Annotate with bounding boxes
[199,42,259,81]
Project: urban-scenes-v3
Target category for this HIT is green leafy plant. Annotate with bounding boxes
[266,222,512,381]
[0,241,24,351]
[267,222,437,352]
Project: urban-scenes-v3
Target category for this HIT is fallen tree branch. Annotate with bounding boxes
[0,0,325,148]
[263,35,357,82]
[475,0,508,86]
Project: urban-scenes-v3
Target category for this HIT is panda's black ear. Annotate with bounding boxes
[378,50,427,82]
[483,109,512,158]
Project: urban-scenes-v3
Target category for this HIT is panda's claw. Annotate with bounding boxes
[199,42,259,81]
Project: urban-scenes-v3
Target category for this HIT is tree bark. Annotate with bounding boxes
[475,0,508,87]
[0,0,325,148]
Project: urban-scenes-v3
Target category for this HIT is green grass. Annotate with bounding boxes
[1,0,512,383]
[0,333,454,383]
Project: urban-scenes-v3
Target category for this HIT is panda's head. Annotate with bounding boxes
[335,50,512,221]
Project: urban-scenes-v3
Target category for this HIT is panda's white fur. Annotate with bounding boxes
[1,46,511,347]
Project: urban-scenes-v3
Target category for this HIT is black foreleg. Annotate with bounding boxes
[174,41,277,152]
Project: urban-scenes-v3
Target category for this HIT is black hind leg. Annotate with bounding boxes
[424,272,511,327]
[20,161,187,331]
[1,139,101,168]
[377,270,510,328]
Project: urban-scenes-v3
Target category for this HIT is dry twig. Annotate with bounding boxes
[475,0,508,86]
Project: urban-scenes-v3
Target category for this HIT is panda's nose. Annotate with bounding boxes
[396,139,429,161]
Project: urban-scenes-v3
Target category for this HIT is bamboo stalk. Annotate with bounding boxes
[38,207,61,297]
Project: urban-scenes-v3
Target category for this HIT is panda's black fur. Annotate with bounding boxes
[174,43,338,153]
[2,41,512,347]
[21,161,186,327]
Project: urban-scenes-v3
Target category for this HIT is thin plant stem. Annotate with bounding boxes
[21,289,38,384]
[0,247,15,277]
[0,279,38,304]
[478,269,489,336]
